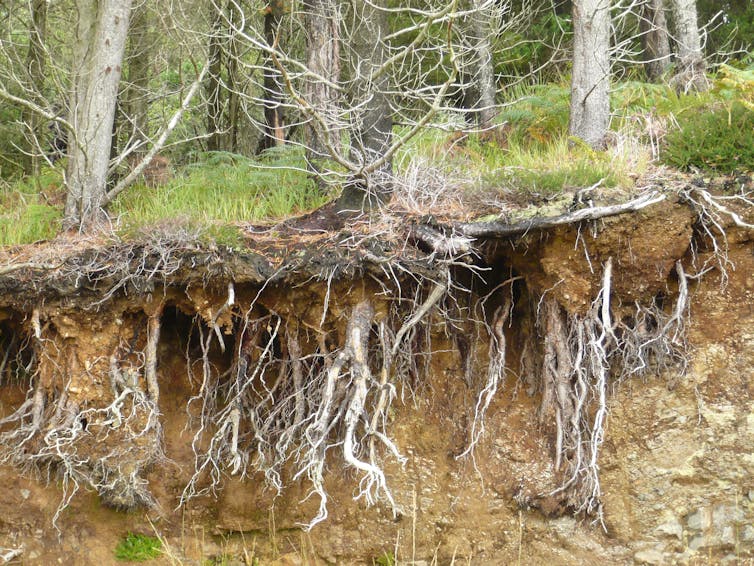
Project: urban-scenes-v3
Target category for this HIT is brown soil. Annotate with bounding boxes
[0,183,753,565]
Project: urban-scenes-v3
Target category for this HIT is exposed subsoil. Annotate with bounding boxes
[0,175,753,565]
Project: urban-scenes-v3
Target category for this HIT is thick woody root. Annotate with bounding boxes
[537,258,689,524]
[0,309,164,520]
[182,282,448,528]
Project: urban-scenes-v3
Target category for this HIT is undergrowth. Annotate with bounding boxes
[0,168,63,246]
[112,149,328,233]
[663,102,754,173]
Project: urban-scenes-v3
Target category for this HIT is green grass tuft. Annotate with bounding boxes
[0,168,63,246]
[481,135,636,198]
[663,102,754,173]
[110,148,329,243]
[114,532,162,562]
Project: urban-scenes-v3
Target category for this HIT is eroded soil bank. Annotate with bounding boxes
[0,185,753,565]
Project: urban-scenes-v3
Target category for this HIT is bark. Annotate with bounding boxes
[568,0,611,149]
[640,0,671,81]
[667,0,707,92]
[303,0,340,170]
[124,3,155,153]
[468,0,498,127]
[257,0,286,153]
[206,3,225,153]
[25,0,47,175]
[226,2,242,154]
[337,0,393,211]
[65,0,133,229]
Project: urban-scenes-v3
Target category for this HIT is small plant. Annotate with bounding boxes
[0,168,64,246]
[663,102,754,173]
[713,64,754,112]
[114,532,162,562]
[374,551,396,566]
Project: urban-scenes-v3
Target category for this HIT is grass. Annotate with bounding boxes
[484,136,638,198]
[0,148,329,247]
[114,532,163,562]
[0,168,63,246]
[111,148,329,240]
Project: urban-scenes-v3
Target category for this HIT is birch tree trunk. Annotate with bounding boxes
[640,0,671,81]
[303,0,340,171]
[569,0,611,149]
[667,0,707,92]
[65,0,133,229]
[337,0,393,210]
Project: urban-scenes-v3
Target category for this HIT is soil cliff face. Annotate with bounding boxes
[0,192,752,565]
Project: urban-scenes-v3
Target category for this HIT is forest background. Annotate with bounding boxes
[0,0,752,244]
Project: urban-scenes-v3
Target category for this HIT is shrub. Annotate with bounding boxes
[662,102,754,173]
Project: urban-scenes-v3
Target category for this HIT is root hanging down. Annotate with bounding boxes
[537,258,690,525]
[182,282,449,528]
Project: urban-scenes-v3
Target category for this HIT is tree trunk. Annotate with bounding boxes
[667,0,707,92]
[206,3,225,153]
[226,2,242,154]
[569,0,610,149]
[24,0,47,172]
[25,0,47,176]
[257,0,286,153]
[640,0,671,81]
[124,3,155,153]
[337,0,392,211]
[468,0,498,127]
[65,0,133,229]
[303,0,340,171]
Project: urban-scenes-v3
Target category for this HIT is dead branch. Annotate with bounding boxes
[455,191,666,238]
[145,303,164,402]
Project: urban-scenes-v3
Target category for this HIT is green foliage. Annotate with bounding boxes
[610,81,716,118]
[114,533,162,562]
[712,64,754,112]
[373,551,396,566]
[495,6,572,81]
[662,102,754,173]
[111,148,329,241]
[698,0,754,63]
[0,168,63,246]
[0,101,28,179]
[482,136,634,198]
[498,84,571,147]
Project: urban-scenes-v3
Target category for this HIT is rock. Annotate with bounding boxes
[686,508,711,531]
[654,518,683,540]
[741,524,754,542]
[19,489,30,500]
[688,535,706,551]
[712,504,744,528]
[633,548,665,565]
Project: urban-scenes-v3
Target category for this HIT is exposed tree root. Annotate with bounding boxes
[0,186,729,531]
[181,277,454,528]
[0,309,164,525]
[536,258,690,525]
